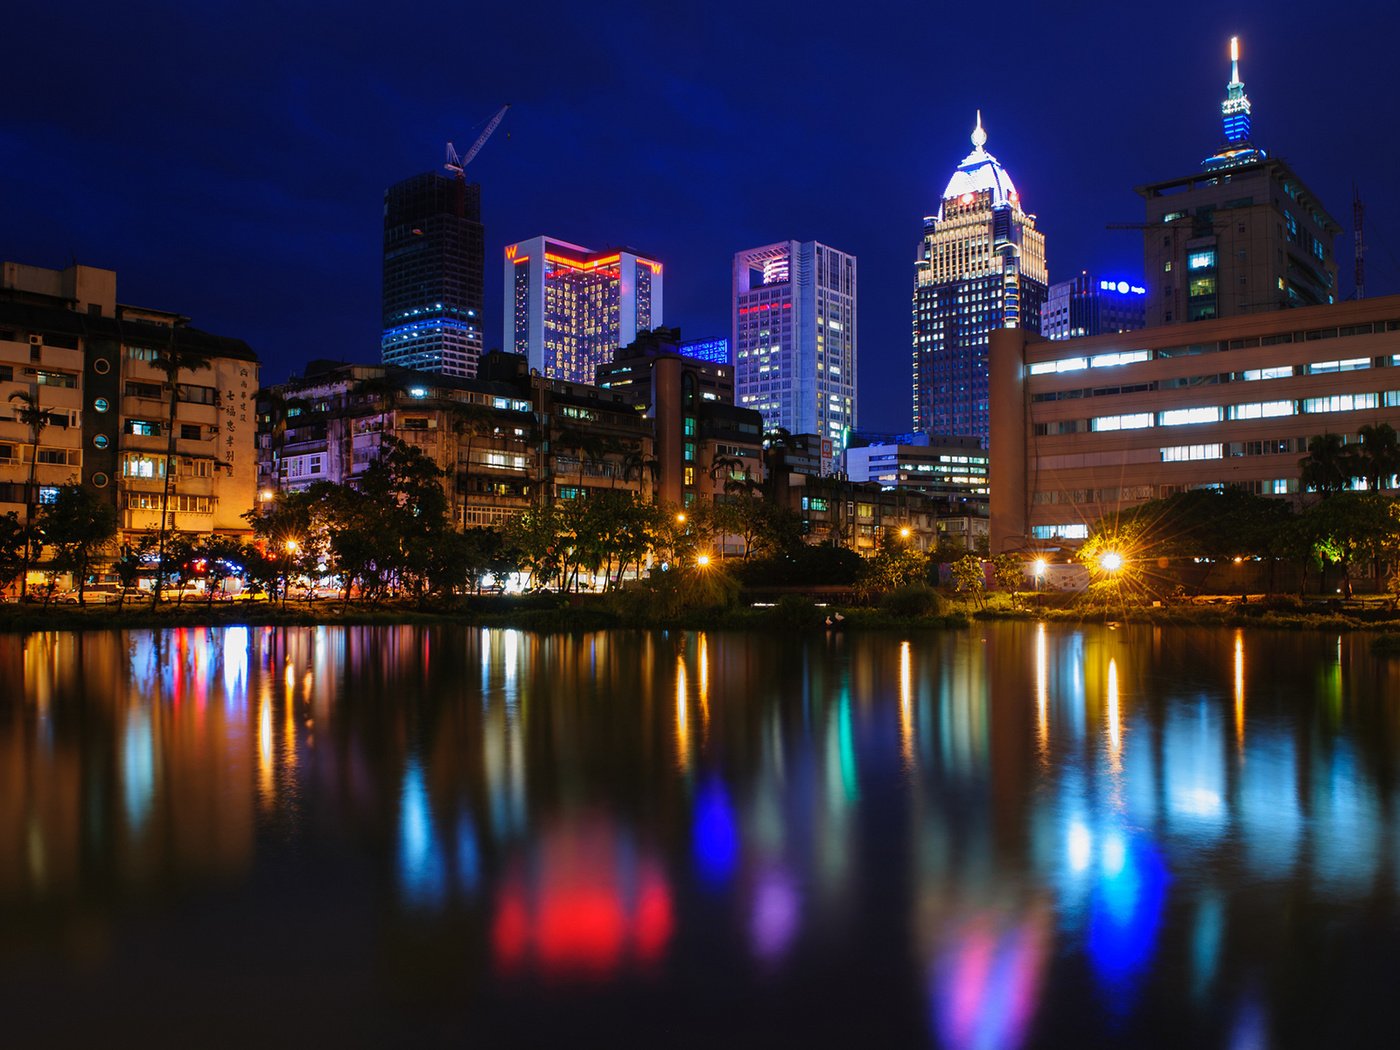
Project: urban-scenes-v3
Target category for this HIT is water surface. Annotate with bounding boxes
[2,623,1398,1046]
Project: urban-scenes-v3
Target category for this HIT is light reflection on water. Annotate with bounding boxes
[1,623,1399,1045]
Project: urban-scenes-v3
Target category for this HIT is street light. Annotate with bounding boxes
[282,539,300,607]
[696,553,711,568]
[1033,557,1047,609]
[899,526,911,540]
[1100,551,1123,574]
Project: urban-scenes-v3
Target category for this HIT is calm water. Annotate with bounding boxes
[2,624,1399,1047]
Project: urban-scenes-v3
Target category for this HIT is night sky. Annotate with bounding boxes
[7,0,1399,432]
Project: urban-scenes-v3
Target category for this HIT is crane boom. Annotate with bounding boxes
[445,104,510,179]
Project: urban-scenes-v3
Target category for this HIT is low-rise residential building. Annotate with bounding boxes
[258,352,652,529]
[2,260,258,584]
[989,296,1400,552]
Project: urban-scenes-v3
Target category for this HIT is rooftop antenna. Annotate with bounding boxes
[445,104,510,180]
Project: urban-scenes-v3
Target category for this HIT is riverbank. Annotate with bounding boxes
[5,591,1400,635]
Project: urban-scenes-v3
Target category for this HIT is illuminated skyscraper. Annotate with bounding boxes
[1042,273,1146,340]
[912,114,1046,443]
[502,237,663,384]
[733,240,856,474]
[381,172,485,377]
[1138,38,1340,325]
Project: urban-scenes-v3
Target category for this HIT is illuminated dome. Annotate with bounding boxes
[939,112,1019,216]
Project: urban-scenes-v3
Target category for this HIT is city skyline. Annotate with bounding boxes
[5,2,1399,433]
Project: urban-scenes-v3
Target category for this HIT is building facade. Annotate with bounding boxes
[1042,273,1146,341]
[989,296,1400,552]
[912,114,1047,445]
[258,354,654,530]
[733,240,856,474]
[1137,39,1341,327]
[382,172,486,378]
[596,327,764,507]
[1,261,258,578]
[502,237,663,385]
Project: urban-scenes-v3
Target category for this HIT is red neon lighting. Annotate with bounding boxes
[505,245,518,261]
[489,823,674,979]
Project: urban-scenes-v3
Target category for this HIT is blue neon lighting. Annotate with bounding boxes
[681,337,730,366]
[692,777,739,887]
[1223,113,1251,143]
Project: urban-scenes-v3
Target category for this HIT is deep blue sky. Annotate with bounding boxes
[6,0,1398,432]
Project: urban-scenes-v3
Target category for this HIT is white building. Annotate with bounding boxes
[733,240,856,474]
[501,237,663,385]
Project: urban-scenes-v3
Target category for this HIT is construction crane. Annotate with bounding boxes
[445,104,510,180]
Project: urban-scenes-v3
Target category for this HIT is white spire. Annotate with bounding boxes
[971,110,987,150]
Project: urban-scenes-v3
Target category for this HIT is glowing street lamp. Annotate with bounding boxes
[899,526,911,540]
[1100,551,1124,574]
[696,553,711,568]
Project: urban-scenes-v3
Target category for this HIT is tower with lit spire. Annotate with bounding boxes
[1137,37,1340,324]
[1204,36,1267,170]
[911,113,1047,442]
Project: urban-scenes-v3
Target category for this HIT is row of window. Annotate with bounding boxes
[1028,320,1400,375]
[120,454,214,479]
[125,493,215,513]
[1032,356,1381,401]
[1039,392,1399,435]
[0,444,79,465]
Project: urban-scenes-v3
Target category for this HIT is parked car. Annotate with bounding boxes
[55,584,123,605]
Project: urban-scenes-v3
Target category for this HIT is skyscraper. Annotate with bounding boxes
[381,172,485,377]
[1137,38,1340,325]
[733,240,856,474]
[502,237,663,385]
[1042,272,1147,340]
[912,114,1046,444]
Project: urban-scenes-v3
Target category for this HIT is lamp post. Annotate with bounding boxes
[283,539,299,607]
[1033,557,1047,610]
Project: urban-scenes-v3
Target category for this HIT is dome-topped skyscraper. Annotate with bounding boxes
[912,114,1047,442]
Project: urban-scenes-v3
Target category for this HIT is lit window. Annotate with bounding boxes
[1228,401,1294,420]
[1159,406,1223,426]
[1092,413,1153,432]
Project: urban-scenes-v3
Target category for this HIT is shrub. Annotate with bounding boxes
[772,594,823,629]
[880,583,943,618]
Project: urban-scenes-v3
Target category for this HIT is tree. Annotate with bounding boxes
[621,447,659,502]
[505,503,562,590]
[447,399,499,524]
[859,536,928,597]
[991,553,1027,607]
[709,494,799,561]
[150,344,212,604]
[951,554,987,608]
[1356,423,1400,492]
[1300,432,1356,497]
[1298,493,1399,598]
[9,389,49,599]
[0,512,26,597]
[38,484,118,604]
[112,536,155,609]
[196,534,247,603]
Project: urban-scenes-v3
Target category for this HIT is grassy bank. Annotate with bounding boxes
[0,594,976,634]
[7,589,1400,636]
